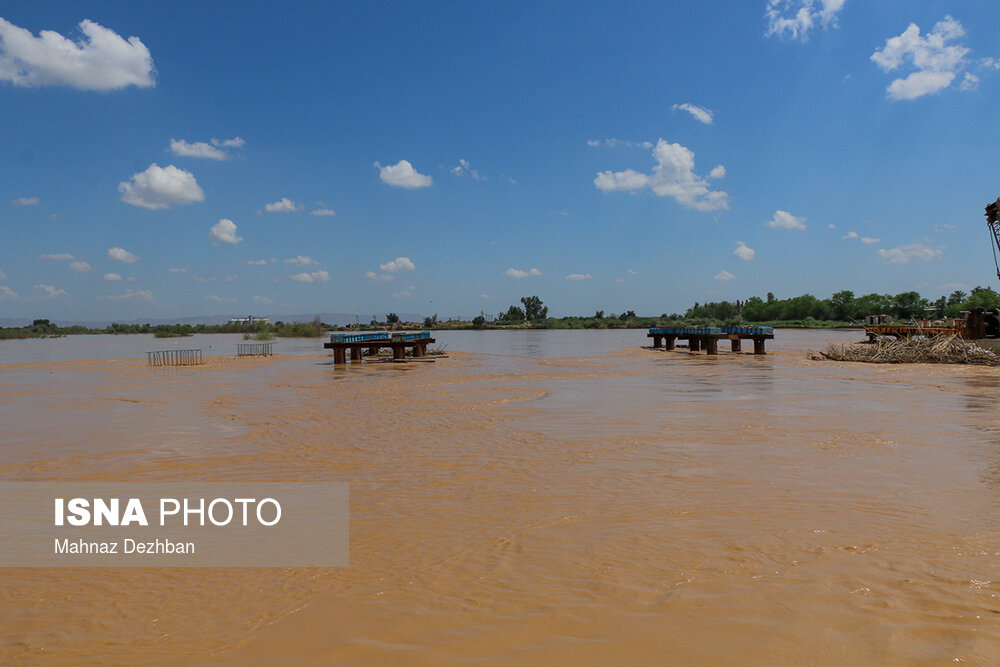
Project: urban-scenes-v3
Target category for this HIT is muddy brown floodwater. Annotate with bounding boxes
[1,329,999,664]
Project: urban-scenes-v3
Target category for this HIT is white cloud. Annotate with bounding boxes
[119,164,205,209]
[290,270,330,283]
[714,270,736,281]
[168,267,187,273]
[593,168,649,191]
[12,196,39,206]
[0,268,5,280]
[103,273,121,281]
[594,139,728,212]
[765,0,845,41]
[505,267,542,278]
[212,137,244,148]
[451,159,485,180]
[39,253,73,261]
[168,137,244,160]
[107,247,139,263]
[244,260,267,266]
[844,231,880,244]
[878,243,942,263]
[168,139,227,160]
[0,18,154,90]
[375,160,432,188]
[380,257,415,273]
[264,197,300,213]
[69,261,91,272]
[733,241,755,261]
[565,273,592,281]
[766,210,807,230]
[365,271,393,282]
[587,139,653,149]
[0,285,16,299]
[959,72,979,91]
[672,103,714,125]
[105,288,153,301]
[284,255,317,266]
[310,208,335,216]
[392,290,413,299]
[224,274,237,282]
[35,283,67,298]
[708,165,726,179]
[209,218,243,245]
[615,278,624,284]
[628,268,639,275]
[253,295,273,304]
[871,16,970,101]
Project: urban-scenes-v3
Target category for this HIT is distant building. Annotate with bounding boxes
[228,315,270,325]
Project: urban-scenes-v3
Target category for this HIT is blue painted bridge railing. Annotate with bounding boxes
[649,326,773,336]
[330,331,391,343]
[390,331,431,342]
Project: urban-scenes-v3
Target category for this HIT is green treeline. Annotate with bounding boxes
[0,319,330,340]
[686,287,1000,323]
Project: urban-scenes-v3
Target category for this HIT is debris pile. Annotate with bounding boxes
[814,335,1000,366]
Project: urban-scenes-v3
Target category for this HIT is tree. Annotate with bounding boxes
[521,296,547,322]
[962,288,1000,311]
[472,314,486,329]
[386,313,400,324]
[741,296,766,321]
[423,314,438,328]
[853,293,892,318]
[829,290,855,321]
[891,291,928,320]
[947,290,967,306]
[594,310,604,319]
[502,305,525,322]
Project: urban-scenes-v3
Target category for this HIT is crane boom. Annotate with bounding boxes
[987,197,1000,280]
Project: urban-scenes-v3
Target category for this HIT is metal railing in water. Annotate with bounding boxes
[146,349,204,367]
[237,342,274,356]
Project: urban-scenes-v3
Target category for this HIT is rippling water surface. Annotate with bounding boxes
[2,329,999,664]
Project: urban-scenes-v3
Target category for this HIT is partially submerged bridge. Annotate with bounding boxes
[324,331,434,364]
[648,326,774,355]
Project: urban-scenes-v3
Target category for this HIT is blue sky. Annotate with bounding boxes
[1,1,999,321]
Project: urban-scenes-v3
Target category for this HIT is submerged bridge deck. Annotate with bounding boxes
[648,327,774,355]
[324,331,435,364]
